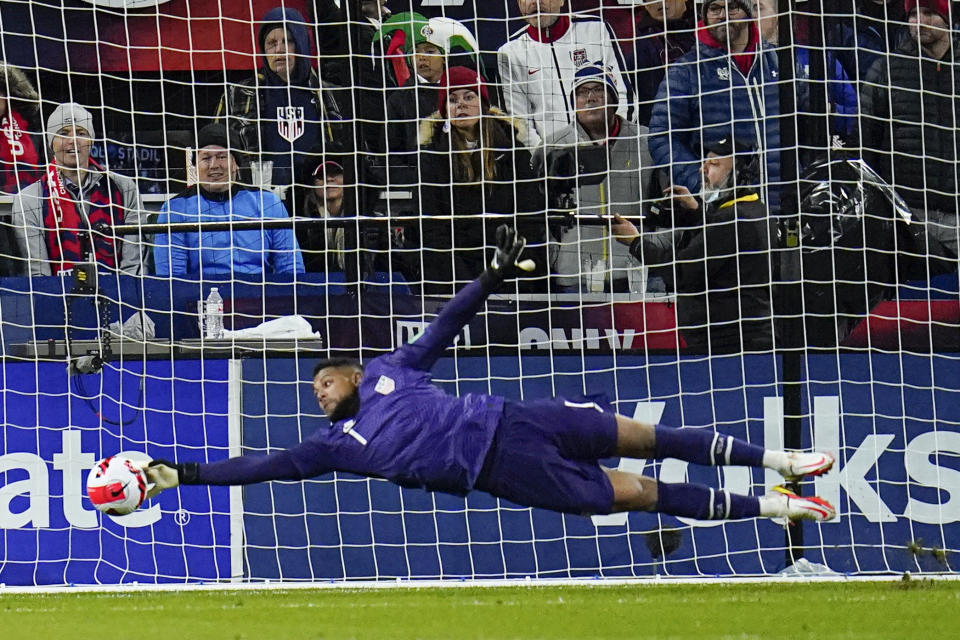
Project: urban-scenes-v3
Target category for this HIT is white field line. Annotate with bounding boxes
[1,573,959,595]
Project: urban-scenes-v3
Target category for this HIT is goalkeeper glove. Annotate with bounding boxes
[137,459,199,499]
[486,224,536,283]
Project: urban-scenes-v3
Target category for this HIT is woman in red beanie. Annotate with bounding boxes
[417,66,546,295]
[904,0,951,23]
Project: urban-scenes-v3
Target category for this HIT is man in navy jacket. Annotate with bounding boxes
[649,0,781,210]
[142,226,835,522]
[215,7,351,190]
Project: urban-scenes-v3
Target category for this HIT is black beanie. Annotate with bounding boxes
[196,123,244,152]
[703,136,752,157]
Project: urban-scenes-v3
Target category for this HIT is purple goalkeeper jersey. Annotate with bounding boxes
[194,276,504,495]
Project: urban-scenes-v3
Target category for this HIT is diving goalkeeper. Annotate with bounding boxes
[142,226,836,522]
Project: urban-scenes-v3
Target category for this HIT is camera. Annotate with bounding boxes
[645,196,674,229]
[69,352,104,376]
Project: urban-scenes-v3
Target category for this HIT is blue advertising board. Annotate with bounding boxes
[2,352,958,585]
[241,353,960,579]
[0,360,234,585]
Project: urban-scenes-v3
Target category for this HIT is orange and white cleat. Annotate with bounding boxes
[781,451,835,481]
[767,485,837,523]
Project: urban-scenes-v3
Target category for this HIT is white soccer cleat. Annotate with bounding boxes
[781,450,835,481]
[768,485,837,523]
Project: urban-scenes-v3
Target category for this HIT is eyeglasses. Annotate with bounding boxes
[706,3,746,17]
[576,85,609,99]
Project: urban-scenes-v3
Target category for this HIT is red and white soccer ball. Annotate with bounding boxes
[86,456,148,516]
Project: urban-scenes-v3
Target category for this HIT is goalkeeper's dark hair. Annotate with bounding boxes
[312,358,364,378]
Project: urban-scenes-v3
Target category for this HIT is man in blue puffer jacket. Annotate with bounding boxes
[153,123,304,277]
[754,0,858,145]
[649,0,781,210]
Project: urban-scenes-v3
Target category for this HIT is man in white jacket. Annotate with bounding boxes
[497,0,634,147]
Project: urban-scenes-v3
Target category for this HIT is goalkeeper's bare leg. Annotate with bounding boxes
[606,415,836,522]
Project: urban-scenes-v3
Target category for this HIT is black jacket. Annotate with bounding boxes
[631,192,775,353]
[312,0,390,153]
[0,215,18,276]
[296,193,356,275]
[632,7,696,126]
[859,36,960,213]
[418,109,547,291]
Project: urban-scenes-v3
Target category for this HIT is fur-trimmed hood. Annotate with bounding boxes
[418,106,528,148]
[0,64,39,118]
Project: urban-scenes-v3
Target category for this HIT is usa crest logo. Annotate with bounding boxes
[277,106,305,143]
[571,49,588,67]
[1,115,25,156]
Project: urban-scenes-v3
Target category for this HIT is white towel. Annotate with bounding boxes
[220,315,320,340]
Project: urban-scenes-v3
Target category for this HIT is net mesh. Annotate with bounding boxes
[0,0,958,585]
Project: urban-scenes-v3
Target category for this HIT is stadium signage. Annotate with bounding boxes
[397,319,471,347]
[0,430,161,529]
[2,404,955,529]
[397,319,662,352]
[518,326,643,350]
[594,398,960,527]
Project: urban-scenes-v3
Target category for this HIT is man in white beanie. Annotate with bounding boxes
[11,102,145,276]
[538,62,654,293]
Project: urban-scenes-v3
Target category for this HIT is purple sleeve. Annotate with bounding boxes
[195,436,334,485]
[390,275,496,371]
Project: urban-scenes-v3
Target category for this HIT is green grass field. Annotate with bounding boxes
[3,579,959,639]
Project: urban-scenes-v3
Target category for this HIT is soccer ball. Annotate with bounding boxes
[86,456,149,515]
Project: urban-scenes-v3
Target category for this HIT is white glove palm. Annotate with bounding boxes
[489,225,536,280]
[137,460,181,499]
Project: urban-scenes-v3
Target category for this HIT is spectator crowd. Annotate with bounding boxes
[0,0,957,352]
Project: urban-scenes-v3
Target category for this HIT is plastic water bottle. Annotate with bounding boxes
[204,287,224,339]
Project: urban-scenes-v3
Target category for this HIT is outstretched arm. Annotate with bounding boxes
[392,225,536,371]
[140,435,336,496]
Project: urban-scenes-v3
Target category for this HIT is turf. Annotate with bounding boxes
[3,580,958,639]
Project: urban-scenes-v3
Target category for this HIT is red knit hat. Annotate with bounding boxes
[905,0,950,20]
[437,66,489,115]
